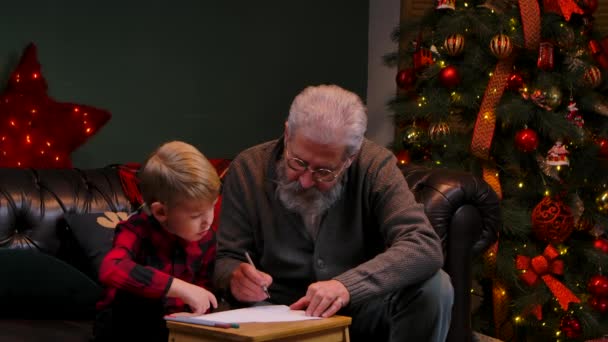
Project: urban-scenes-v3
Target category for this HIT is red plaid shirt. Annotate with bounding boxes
[97,210,216,314]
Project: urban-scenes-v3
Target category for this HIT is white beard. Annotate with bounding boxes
[275,158,344,219]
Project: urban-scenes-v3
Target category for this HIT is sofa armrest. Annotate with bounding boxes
[400,164,500,342]
[400,164,500,255]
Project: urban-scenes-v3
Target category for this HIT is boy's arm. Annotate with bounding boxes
[98,224,174,299]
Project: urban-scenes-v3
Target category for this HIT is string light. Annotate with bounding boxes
[518,182,524,188]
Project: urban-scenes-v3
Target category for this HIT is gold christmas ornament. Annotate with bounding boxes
[529,86,562,111]
[596,190,608,212]
[490,34,513,59]
[429,121,451,140]
[583,65,602,88]
[444,34,465,56]
[592,99,608,117]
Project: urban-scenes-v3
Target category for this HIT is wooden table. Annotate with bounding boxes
[167,315,351,342]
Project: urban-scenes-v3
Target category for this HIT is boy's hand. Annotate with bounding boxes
[230,262,273,302]
[290,280,349,318]
[168,278,218,315]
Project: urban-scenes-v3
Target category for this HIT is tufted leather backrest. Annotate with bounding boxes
[0,167,132,256]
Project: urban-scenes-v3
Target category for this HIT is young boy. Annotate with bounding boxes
[94,141,220,342]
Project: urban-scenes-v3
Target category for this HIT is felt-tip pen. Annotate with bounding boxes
[244,251,271,299]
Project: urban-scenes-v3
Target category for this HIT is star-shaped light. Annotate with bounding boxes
[0,43,111,168]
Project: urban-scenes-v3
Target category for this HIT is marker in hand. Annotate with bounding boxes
[244,251,271,299]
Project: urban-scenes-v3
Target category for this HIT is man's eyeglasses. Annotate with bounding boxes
[285,147,348,183]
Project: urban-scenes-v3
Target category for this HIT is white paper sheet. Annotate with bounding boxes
[186,305,322,323]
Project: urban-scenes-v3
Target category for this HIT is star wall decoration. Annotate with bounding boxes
[0,43,111,168]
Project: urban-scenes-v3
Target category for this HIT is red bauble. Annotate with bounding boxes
[559,315,582,339]
[394,150,411,165]
[438,66,461,88]
[588,275,608,297]
[596,137,608,158]
[576,0,598,14]
[0,43,111,168]
[507,72,524,91]
[531,196,574,244]
[396,68,416,91]
[514,128,539,152]
[593,238,608,254]
[589,295,608,314]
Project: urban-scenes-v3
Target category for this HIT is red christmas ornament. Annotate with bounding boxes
[597,137,608,158]
[537,41,555,71]
[514,128,539,152]
[438,65,461,88]
[396,68,417,91]
[0,43,111,168]
[594,238,608,253]
[506,72,524,91]
[413,47,434,71]
[394,150,411,165]
[489,34,512,59]
[559,315,582,339]
[444,34,465,56]
[531,196,574,244]
[588,275,608,297]
[588,295,608,314]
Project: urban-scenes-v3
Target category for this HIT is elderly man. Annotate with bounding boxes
[213,84,453,341]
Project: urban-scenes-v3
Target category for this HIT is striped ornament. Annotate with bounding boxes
[583,65,602,88]
[489,34,512,59]
[444,34,465,56]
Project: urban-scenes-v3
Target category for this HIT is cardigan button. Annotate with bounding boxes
[317,258,325,268]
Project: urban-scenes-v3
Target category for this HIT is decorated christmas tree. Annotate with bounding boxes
[386,0,608,340]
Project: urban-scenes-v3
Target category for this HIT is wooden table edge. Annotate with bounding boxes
[166,315,352,342]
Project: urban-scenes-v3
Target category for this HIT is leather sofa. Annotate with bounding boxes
[0,163,500,342]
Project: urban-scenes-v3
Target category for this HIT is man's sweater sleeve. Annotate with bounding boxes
[212,156,255,294]
[333,151,444,306]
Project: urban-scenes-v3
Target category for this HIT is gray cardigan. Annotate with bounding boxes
[213,138,443,306]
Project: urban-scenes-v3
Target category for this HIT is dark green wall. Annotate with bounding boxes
[0,1,369,167]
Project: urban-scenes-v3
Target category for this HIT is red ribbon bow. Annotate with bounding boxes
[516,245,581,311]
[542,0,584,21]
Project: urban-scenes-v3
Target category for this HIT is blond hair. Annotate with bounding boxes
[139,141,220,206]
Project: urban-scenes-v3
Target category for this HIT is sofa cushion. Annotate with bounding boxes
[0,248,101,318]
[63,211,129,281]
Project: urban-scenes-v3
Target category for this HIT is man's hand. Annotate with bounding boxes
[168,278,218,315]
[290,280,350,318]
[230,262,273,302]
